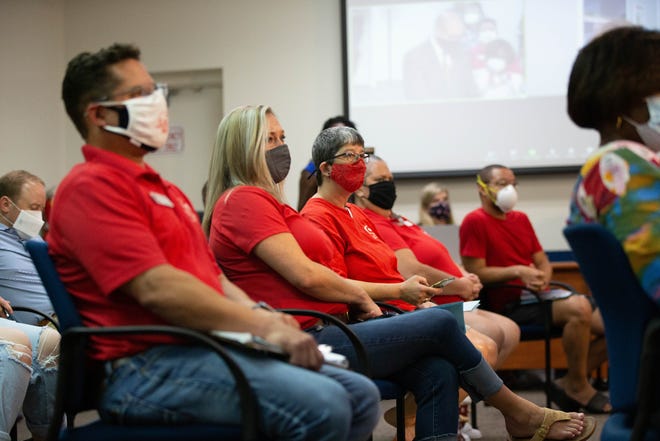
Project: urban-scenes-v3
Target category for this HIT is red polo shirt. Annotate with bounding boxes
[301,199,414,311]
[208,186,348,329]
[363,209,463,304]
[49,145,224,360]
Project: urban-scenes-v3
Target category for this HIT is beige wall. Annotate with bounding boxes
[0,0,66,189]
[1,0,591,249]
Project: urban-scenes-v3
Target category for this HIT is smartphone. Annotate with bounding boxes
[2,307,16,321]
[432,277,456,288]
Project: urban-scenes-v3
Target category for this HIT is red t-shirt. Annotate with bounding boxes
[459,207,543,312]
[48,145,224,360]
[208,186,348,328]
[363,208,463,304]
[301,199,413,311]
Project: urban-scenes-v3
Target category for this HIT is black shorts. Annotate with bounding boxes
[501,293,596,326]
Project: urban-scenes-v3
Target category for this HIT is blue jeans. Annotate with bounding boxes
[0,319,58,441]
[309,307,504,441]
[100,344,380,441]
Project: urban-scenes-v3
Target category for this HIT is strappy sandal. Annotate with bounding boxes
[509,408,597,441]
[550,381,611,414]
[582,391,611,414]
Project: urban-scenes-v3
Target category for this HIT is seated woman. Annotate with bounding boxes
[353,155,520,369]
[419,182,454,226]
[203,104,594,441]
[567,26,660,307]
[0,296,59,441]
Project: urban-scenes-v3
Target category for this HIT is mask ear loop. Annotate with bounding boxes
[476,174,498,204]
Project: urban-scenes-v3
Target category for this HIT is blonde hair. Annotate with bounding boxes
[202,105,284,235]
[418,182,453,226]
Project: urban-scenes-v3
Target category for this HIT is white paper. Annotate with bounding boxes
[463,300,480,312]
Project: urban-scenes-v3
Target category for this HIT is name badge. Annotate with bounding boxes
[150,191,174,207]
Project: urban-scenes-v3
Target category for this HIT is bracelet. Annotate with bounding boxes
[251,301,276,312]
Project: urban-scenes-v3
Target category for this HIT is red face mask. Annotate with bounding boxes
[330,160,366,193]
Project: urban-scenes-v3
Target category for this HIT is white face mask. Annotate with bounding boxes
[99,88,169,150]
[624,95,660,151]
[494,184,518,213]
[12,209,44,240]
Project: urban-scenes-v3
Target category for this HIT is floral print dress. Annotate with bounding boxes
[568,140,660,305]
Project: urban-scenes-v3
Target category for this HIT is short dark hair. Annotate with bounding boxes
[477,164,508,184]
[312,127,364,185]
[0,170,45,201]
[322,115,356,131]
[62,43,141,138]
[567,26,660,130]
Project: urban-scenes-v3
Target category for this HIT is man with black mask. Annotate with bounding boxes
[354,156,520,369]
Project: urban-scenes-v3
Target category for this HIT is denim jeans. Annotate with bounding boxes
[100,344,380,441]
[0,319,58,441]
[309,307,504,441]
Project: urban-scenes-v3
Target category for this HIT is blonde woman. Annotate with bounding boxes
[205,105,595,441]
[419,182,454,226]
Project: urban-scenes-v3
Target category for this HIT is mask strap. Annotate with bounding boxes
[102,105,130,129]
[476,174,487,189]
[0,211,13,226]
[476,174,497,204]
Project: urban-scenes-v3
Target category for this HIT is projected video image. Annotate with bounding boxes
[346,0,660,174]
[350,0,524,104]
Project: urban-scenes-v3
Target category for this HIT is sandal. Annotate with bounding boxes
[582,391,611,414]
[548,382,581,412]
[509,408,597,441]
[549,381,611,414]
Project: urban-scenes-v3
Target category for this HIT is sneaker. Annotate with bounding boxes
[457,420,470,441]
[461,422,483,440]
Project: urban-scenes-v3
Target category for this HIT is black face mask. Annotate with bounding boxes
[367,180,397,210]
[265,144,291,183]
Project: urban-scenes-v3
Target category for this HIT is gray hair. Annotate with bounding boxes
[312,126,364,185]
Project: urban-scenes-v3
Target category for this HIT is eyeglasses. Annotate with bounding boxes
[96,82,168,102]
[331,151,370,163]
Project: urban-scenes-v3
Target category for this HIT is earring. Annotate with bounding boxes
[616,116,622,130]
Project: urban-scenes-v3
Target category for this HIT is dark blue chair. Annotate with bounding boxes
[564,223,660,441]
[25,239,264,441]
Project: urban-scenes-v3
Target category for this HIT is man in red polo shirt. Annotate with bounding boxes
[49,43,379,441]
[460,164,610,414]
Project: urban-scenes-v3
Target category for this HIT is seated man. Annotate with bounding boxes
[49,42,380,441]
[459,164,610,414]
[0,170,55,325]
[354,155,520,370]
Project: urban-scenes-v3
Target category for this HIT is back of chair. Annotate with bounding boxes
[26,239,109,431]
[564,223,660,413]
[25,239,82,331]
[26,238,262,440]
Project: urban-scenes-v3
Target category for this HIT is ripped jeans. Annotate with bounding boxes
[0,318,59,441]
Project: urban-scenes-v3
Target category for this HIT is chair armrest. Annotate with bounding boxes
[374,301,406,314]
[547,280,577,292]
[52,325,261,441]
[278,309,371,376]
[11,306,59,330]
